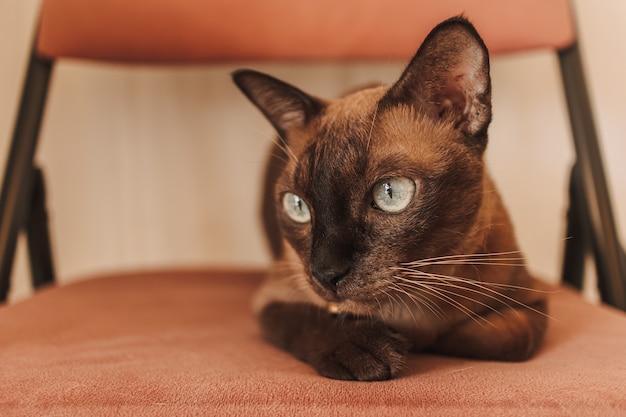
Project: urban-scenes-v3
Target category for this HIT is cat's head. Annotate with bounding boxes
[233,17,492,309]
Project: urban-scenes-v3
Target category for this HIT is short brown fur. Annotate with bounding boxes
[233,17,548,381]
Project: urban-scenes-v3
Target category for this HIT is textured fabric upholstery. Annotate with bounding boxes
[1,270,625,416]
[4,1,622,415]
[36,0,575,62]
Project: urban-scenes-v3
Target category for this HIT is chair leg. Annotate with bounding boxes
[26,167,55,289]
[0,50,53,302]
[558,43,626,310]
[561,164,588,290]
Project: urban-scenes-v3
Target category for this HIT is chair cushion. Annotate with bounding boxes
[37,0,575,62]
[1,269,624,416]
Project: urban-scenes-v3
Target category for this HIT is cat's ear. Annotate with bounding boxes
[381,17,491,139]
[232,69,323,136]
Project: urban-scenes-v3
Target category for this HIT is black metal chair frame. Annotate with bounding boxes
[1,25,625,310]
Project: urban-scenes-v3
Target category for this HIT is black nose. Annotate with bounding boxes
[311,264,350,293]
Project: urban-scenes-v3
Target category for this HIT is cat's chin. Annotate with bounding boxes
[313,289,386,317]
[306,274,393,317]
[308,283,371,312]
[323,299,378,317]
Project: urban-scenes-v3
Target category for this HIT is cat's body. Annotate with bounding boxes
[233,17,548,381]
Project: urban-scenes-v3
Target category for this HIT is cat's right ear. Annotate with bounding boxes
[232,69,323,136]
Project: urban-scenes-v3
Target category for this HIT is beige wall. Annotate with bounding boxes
[1,1,625,303]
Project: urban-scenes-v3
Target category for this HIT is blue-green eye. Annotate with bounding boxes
[283,193,311,223]
[372,177,416,213]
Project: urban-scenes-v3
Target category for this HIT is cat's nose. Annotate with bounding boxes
[311,264,350,293]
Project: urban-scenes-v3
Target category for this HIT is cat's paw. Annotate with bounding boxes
[311,323,410,381]
[259,302,410,381]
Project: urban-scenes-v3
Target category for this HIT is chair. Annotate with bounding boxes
[1,0,625,415]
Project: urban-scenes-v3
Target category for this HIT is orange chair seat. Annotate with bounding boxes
[37,0,575,62]
[1,270,625,415]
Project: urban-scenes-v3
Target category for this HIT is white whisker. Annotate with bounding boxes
[389,282,447,322]
[274,136,299,165]
[387,283,420,326]
[395,276,506,323]
[394,269,557,323]
[399,279,492,328]
[366,100,380,151]
[401,250,523,267]
[394,266,555,294]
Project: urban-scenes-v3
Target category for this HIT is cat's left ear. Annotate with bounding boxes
[232,69,323,137]
[381,17,491,140]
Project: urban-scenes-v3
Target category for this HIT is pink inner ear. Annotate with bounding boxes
[278,110,306,130]
[431,44,490,136]
[433,80,468,123]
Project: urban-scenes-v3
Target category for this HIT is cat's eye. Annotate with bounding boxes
[372,177,416,213]
[283,192,311,223]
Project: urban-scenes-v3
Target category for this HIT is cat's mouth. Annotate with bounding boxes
[323,299,376,317]
[326,302,341,315]
[306,270,393,315]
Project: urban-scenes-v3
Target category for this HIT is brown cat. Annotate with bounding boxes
[232,16,548,381]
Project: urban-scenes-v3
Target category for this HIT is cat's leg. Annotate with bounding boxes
[432,299,548,361]
[259,302,410,381]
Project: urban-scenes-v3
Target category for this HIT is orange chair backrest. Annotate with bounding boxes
[37,0,575,63]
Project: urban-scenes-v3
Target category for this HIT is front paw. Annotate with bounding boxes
[259,303,410,381]
[311,322,409,381]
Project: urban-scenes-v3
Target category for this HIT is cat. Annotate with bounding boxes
[232,16,548,381]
